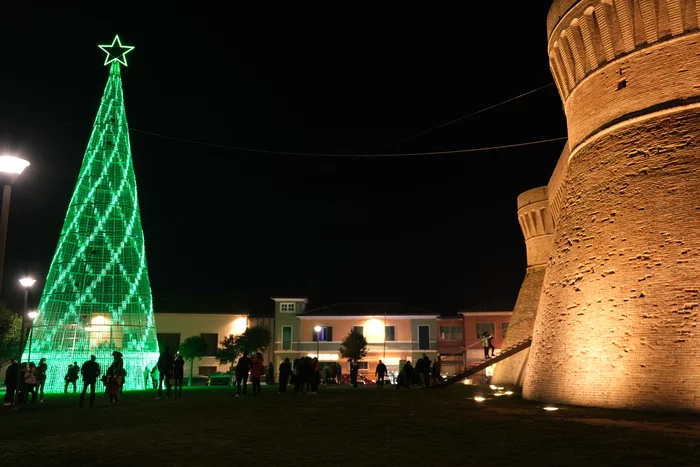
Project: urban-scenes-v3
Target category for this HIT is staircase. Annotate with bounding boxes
[433,337,532,388]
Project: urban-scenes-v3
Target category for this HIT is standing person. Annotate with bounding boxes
[65,361,79,393]
[420,353,432,388]
[143,365,150,389]
[350,359,359,388]
[300,357,313,394]
[150,365,159,390]
[481,332,491,359]
[432,356,442,385]
[156,346,173,400]
[173,354,185,399]
[250,352,263,396]
[487,332,496,358]
[3,359,18,406]
[309,357,320,395]
[375,359,387,390]
[37,358,48,403]
[404,360,416,388]
[292,359,301,394]
[234,351,252,397]
[336,362,342,385]
[24,362,38,404]
[106,364,120,404]
[111,352,125,397]
[278,358,291,394]
[265,361,274,386]
[79,355,101,408]
[414,356,425,387]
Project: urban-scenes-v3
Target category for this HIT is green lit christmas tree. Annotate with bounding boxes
[24,36,159,392]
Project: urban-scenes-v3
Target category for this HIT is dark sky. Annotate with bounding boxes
[0,5,566,316]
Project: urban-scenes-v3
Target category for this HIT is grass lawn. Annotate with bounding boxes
[1,383,699,466]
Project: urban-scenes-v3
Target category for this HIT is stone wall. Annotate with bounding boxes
[523,107,700,410]
[523,0,700,410]
[492,186,555,385]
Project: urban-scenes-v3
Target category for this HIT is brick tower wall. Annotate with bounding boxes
[492,187,554,386]
[523,0,700,411]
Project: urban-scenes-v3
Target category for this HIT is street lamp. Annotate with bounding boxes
[314,325,322,359]
[0,156,31,295]
[26,311,39,362]
[14,277,36,406]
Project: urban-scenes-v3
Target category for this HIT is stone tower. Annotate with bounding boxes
[492,185,555,386]
[523,0,700,410]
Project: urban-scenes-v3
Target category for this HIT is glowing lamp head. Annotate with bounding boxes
[19,278,36,288]
[0,156,30,175]
[474,396,486,402]
[504,391,514,395]
[27,311,38,319]
[543,406,559,411]
[314,325,322,332]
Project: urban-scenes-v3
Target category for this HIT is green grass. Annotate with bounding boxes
[1,384,699,466]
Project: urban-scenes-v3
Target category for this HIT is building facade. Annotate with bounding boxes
[273,300,439,379]
[154,313,248,376]
[150,301,513,383]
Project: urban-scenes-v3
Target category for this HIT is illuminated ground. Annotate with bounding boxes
[1,384,699,465]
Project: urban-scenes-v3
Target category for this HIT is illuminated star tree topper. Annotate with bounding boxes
[98,35,135,66]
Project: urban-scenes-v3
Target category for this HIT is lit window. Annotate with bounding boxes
[440,326,463,341]
[385,326,396,342]
[280,302,296,313]
[357,361,369,370]
[313,326,333,342]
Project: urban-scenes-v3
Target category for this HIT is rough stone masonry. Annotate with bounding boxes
[500,0,700,411]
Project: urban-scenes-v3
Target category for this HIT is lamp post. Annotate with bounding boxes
[14,277,36,406]
[26,311,38,362]
[0,156,31,295]
[314,325,322,359]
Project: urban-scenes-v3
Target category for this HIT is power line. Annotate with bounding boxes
[129,127,567,157]
[388,83,556,147]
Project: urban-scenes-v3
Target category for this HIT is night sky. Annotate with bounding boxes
[0,5,566,316]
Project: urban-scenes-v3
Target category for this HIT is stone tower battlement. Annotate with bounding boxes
[548,0,700,147]
[517,187,554,268]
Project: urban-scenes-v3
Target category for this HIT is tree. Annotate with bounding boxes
[179,335,207,386]
[216,334,240,385]
[339,329,368,362]
[234,326,272,355]
[0,303,20,363]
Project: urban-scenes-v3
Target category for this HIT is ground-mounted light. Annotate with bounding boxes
[494,393,504,397]
[489,385,497,390]
[474,396,486,402]
[543,406,559,411]
[504,390,514,395]
[497,387,504,390]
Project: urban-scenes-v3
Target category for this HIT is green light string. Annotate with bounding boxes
[24,52,159,392]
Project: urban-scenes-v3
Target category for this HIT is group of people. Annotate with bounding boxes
[396,354,442,389]
[233,351,265,397]
[2,351,127,408]
[2,358,48,406]
[150,346,186,400]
